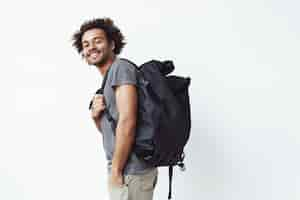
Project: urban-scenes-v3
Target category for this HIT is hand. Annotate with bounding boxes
[109,170,124,187]
[91,94,106,119]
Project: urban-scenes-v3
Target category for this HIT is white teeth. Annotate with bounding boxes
[91,52,99,57]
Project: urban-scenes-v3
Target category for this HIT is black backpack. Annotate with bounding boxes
[89,58,191,199]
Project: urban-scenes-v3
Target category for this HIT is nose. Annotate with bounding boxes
[85,44,97,56]
[88,42,96,51]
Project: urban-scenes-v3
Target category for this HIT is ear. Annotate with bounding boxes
[111,41,115,51]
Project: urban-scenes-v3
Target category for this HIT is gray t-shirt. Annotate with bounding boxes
[99,57,154,175]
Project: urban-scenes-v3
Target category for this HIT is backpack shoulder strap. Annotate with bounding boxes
[89,66,111,110]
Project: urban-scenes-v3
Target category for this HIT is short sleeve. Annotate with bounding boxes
[110,60,138,88]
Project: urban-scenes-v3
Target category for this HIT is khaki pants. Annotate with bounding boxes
[108,168,158,200]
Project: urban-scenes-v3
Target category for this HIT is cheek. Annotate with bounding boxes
[96,42,109,50]
[95,44,104,51]
[82,49,89,57]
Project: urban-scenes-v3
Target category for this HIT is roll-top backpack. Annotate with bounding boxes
[89,58,191,199]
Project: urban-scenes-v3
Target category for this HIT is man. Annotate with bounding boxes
[72,18,158,200]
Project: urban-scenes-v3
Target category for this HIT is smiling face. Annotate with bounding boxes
[81,28,115,67]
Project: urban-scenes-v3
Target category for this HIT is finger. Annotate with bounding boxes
[92,95,101,102]
[92,104,106,111]
[94,99,105,106]
[93,101,105,106]
[94,94,103,99]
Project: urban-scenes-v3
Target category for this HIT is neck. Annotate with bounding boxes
[96,55,116,76]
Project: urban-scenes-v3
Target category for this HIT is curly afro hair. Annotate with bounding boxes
[72,17,126,55]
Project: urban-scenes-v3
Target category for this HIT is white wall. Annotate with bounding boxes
[0,0,299,199]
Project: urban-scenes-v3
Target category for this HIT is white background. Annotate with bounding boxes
[0,0,299,199]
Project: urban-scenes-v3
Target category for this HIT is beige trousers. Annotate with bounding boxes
[108,168,158,200]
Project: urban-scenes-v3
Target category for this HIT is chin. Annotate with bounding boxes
[87,58,102,65]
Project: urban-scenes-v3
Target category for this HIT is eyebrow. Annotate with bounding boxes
[82,36,105,43]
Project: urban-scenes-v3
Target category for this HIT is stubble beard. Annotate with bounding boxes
[87,51,109,68]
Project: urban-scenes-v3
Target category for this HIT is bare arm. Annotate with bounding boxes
[111,84,137,174]
[92,116,102,133]
[90,94,106,133]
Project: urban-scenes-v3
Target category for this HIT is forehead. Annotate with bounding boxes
[81,28,107,42]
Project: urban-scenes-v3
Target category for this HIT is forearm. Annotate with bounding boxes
[90,94,105,133]
[92,116,102,133]
[111,118,136,173]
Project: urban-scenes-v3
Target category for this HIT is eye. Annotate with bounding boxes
[82,43,89,48]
